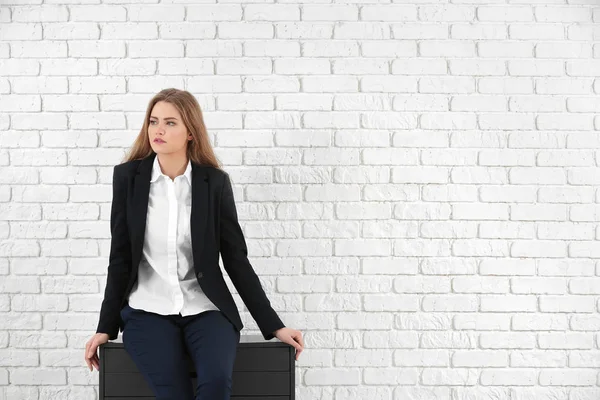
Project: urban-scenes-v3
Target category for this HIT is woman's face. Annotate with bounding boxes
[148,101,191,156]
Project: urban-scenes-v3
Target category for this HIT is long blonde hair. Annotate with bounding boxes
[122,88,221,169]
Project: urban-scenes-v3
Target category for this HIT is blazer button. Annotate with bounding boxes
[196,272,203,279]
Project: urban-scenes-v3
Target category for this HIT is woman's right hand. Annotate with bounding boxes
[85,333,109,372]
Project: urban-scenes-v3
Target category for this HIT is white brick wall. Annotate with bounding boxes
[1,0,599,399]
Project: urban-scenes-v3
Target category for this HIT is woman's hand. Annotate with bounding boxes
[85,333,109,371]
[273,327,304,361]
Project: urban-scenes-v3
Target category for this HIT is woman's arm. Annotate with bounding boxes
[96,165,132,340]
[219,172,285,341]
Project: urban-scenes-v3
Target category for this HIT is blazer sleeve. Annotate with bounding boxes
[96,165,132,340]
[219,172,286,341]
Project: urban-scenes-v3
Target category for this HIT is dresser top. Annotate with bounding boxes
[110,334,280,344]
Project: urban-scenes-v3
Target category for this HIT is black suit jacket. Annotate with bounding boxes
[95,152,286,341]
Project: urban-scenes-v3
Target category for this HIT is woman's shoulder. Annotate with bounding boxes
[113,159,143,177]
[200,164,229,180]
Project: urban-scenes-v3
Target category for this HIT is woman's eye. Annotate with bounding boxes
[149,121,174,126]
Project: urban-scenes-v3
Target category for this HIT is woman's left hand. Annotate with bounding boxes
[273,327,304,361]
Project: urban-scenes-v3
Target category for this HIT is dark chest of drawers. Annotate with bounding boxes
[98,334,295,399]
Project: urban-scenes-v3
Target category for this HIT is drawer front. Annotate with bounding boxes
[104,371,291,397]
[104,346,290,373]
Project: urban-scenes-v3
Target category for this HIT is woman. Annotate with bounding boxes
[84,88,304,399]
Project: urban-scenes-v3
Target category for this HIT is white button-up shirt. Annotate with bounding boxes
[127,155,220,316]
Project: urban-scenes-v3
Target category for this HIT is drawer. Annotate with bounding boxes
[104,371,292,397]
[103,346,291,373]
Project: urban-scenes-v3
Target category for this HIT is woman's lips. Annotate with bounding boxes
[154,138,166,143]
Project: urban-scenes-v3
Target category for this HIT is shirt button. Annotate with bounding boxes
[196,271,203,279]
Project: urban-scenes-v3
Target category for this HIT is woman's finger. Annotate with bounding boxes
[297,332,304,348]
[289,339,302,354]
[88,343,96,358]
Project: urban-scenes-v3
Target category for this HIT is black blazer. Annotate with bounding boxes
[95,152,286,341]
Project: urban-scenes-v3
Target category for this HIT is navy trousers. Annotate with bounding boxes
[119,302,240,400]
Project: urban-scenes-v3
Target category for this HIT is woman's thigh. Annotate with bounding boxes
[120,304,194,399]
[181,310,240,390]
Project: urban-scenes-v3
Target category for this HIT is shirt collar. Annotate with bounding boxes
[150,154,192,184]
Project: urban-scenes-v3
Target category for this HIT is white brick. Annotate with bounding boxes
[422,368,478,385]
[0,23,42,40]
[453,387,512,400]
[275,239,331,256]
[452,350,508,367]
[478,6,533,22]
[538,332,593,349]
[394,238,451,257]
[337,387,393,398]
[510,350,567,368]
[395,349,449,367]
[335,349,391,367]
[569,388,600,400]
[364,367,418,384]
[101,22,157,39]
[364,294,419,311]
[394,276,450,293]
[510,277,567,294]
[275,22,333,39]
[480,295,537,312]
[419,5,475,22]
[479,221,535,239]
[422,295,478,312]
[187,5,242,21]
[304,112,360,129]
[364,331,419,348]
[336,276,392,293]
[537,259,595,276]
[396,313,453,331]
[480,368,537,385]
[512,313,568,331]
[454,313,511,331]
[334,22,390,39]
[539,295,595,312]
[304,294,360,311]
[337,313,393,330]
[277,276,332,293]
[394,205,456,220]
[510,204,567,221]
[70,6,126,22]
[569,351,600,367]
[535,6,593,22]
[539,368,596,385]
[452,203,509,220]
[127,5,184,21]
[11,41,67,58]
[480,332,536,349]
[392,166,448,183]
[44,22,99,40]
[451,166,507,184]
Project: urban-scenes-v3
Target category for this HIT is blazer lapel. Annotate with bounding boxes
[130,153,153,275]
[129,152,210,275]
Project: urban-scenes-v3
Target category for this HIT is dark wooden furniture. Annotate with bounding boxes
[98,334,295,399]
